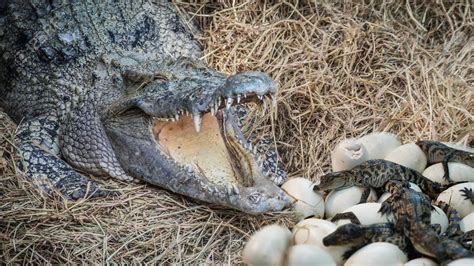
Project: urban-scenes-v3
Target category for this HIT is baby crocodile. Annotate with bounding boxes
[416,140,474,182]
[323,222,409,260]
[379,181,473,261]
[314,159,446,202]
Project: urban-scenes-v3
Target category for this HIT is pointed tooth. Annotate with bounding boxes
[253,146,257,154]
[217,97,222,107]
[211,106,216,116]
[244,94,247,99]
[226,97,234,109]
[248,143,253,150]
[227,185,233,195]
[237,94,241,103]
[232,184,240,194]
[170,118,176,122]
[258,95,263,101]
[193,113,202,133]
[175,114,179,120]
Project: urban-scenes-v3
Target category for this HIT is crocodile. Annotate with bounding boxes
[313,159,446,202]
[416,140,474,181]
[379,180,474,261]
[0,1,291,213]
[323,222,410,260]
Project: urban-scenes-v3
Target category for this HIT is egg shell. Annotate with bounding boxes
[331,138,368,171]
[242,224,291,266]
[282,177,325,220]
[431,205,448,234]
[335,202,393,226]
[385,143,427,173]
[447,258,474,266]
[291,218,349,265]
[358,132,401,160]
[345,242,408,266]
[423,163,474,185]
[404,258,437,266]
[460,212,474,232]
[287,244,336,266]
[325,186,377,218]
[437,182,474,218]
[378,183,422,203]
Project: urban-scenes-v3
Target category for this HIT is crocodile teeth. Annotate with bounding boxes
[216,97,222,107]
[258,95,264,101]
[211,106,216,116]
[193,113,202,133]
[226,97,234,109]
[232,184,240,194]
[237,94,241,103]
[175,114,180,121]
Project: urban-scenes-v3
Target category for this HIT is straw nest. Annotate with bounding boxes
[1,0,472,264]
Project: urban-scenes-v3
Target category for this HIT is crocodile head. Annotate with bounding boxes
[103,58,291,214]
[323,223,366,246]
[314,170,357,192]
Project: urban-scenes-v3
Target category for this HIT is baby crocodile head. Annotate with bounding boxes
[323,223,366,246]
[314,170,358,192]
[103,58,290,214]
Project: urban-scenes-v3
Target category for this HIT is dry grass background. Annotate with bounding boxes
[1,0,473,264]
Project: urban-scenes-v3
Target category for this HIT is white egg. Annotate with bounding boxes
[423,163,474,185]
[282,177,325,220]
[385,143,427,173]
[291,218,349,265]
[287,244,336,266]
[335,202,393,226]
[358,132,401,160]
[447,258,474,266]
[460,212,474,232]
[378,183,422,203]
[331,138,368,171]
[242,224,291,266]
[431,205,448,234]
[345,242,408,266]
[325,186,377,218]
[404,257,437,266]
[437,182,474,218]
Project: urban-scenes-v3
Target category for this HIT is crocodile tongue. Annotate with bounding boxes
[153,110,255,187]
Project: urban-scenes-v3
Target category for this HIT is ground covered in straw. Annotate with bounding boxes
[1,1,472,264]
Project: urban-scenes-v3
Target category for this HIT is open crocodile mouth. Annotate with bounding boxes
[105,69,290,213]
[152,95,273,188]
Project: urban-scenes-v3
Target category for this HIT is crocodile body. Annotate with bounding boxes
[323,222,409,260]
[0,0,291,213]
[314,159,446,200]
[379,181,473,262]
[416,140,474,181]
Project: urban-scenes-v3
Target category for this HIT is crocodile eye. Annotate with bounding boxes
[62,95,71,102]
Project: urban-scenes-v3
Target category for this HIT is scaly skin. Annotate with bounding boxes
[323,222,408,260]
[416,140,474,182]
[314,159,446,200]
[0,1,290,213]
[379,181,473,262]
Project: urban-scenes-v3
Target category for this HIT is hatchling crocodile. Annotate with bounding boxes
[0,1,291,213]
[313,159,448,201]
[416,140,474,182]
[379,181,473,261]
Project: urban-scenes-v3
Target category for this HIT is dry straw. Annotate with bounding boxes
[1,0,472,264]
